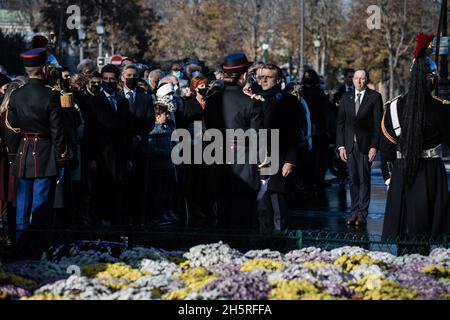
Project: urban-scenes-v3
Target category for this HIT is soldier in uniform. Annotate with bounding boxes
[204,53,264,231]
[381,34,450,253]
[6,48,66,256]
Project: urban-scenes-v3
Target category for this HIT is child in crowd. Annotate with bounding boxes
[145,103,178,226]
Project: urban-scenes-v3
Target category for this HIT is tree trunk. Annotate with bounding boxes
[389,56,395,100]
[320,37,327,77]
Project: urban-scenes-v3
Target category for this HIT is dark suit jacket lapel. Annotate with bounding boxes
[348,92,356,119]
[101,92,113,114]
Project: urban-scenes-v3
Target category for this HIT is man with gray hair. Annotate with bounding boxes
[336,69,383,227]
[77,59,96,75]
[148,69,164,99]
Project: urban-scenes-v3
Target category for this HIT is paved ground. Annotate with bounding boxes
[288,168,386,236]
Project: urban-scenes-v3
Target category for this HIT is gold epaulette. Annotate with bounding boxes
[384,95,402,106]
[432,96,450,105]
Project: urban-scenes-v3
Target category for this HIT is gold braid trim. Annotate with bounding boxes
[5,110,21,134]
[381,111,397,145]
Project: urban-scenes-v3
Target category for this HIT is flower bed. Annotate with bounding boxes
[1,241,450,300]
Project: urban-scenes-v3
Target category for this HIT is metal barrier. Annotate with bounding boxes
[0,225,449,260]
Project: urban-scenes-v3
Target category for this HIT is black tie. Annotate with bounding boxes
[109,95,117,112]
[356,93,361,115]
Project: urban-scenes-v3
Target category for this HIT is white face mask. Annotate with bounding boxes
[166,95,174,102]
[172,71,182,79]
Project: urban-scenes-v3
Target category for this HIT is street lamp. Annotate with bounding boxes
[96,15,105,59]
[313,34,321,73]
[262,42,270,64]
[77,23,86,61]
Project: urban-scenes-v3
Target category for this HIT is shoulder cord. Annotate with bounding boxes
[5,110,21,134]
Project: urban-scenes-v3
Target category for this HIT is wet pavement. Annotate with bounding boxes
[288,161,450,237]
[288,165,386,236]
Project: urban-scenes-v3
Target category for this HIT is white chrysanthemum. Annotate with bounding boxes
[139,260,181,277]
[329,246,369,259]
[244,249,283,260]
[34,275,112,300]
[184,242,244,267]
[350,264,394,281]
[119,247,165,267]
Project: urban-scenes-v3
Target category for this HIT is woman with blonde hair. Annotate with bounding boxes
[0,81,22,233]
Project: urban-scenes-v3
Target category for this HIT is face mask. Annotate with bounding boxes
[62,79,70,90]
[197,87,208,96]
[303,78,314,86]
[172,71,183,79]
[102,81,117,94]
[90,84,101,94]
[125,78,138,90]
[191,71,201,78]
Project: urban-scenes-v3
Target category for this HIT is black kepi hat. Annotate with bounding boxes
[21,48,47,67]
[221,53,252,74]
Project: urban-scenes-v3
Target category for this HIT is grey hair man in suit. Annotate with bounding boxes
[336,70,383,226]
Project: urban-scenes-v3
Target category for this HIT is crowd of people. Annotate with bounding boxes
[0,33,449,257]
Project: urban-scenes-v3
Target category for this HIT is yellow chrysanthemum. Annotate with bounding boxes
[334,254,386,272]
[241,259,285,272]
[421,265,450,280]
[175,267,218,292]
[82,263,146,282]
[269,280,339,300]
[303,261,332,270]
[162,288,191,300]
[21,293,73,300]
[163,267,218,300]
[349,275,419,300]
[0,269,37,289]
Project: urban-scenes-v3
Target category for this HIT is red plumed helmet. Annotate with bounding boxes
[413,33,434,59]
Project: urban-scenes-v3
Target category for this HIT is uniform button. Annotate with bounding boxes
[23,138,26,141]
[32,152,36,155]
[20,152,23,155]
[34,138,38,141]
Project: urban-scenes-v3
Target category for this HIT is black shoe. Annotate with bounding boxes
[162,211,179,222]
[354,215,367,227]
[347,214,358,226]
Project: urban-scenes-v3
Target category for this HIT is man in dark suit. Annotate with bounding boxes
[336,70,383,226]
[85,64,132,225]
[119,64,154,225]
[257,64,301,234]
[333,68,355,107]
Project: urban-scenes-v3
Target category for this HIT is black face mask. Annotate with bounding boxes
[101,82,117,94]
[90,84,101,95]
[62,79,70,91]
[303,78,314,86]
[197,87,208,96]
[125,78,138,90]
